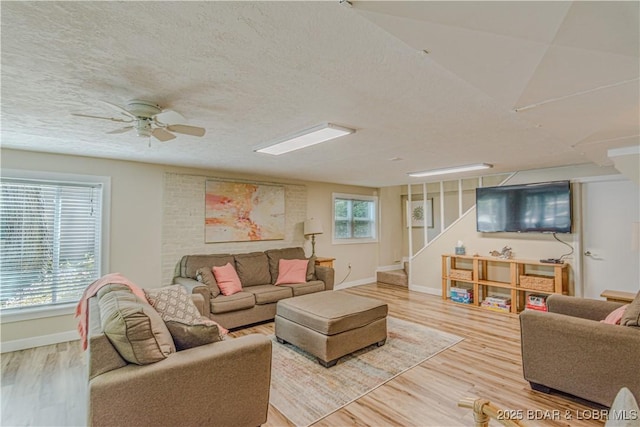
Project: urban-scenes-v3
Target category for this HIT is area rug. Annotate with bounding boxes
[269,316,463,427]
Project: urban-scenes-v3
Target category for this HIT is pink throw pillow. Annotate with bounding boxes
[601,304,629,325]
[212,263,243,296]
[275,259,309,285]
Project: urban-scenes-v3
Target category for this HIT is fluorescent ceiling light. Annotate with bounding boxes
[408,163,493,178]
[255,123,355,155]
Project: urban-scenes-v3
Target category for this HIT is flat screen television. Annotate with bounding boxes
[476,181,572,233]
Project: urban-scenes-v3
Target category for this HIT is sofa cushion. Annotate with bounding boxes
[265,247,307,283]
[213,263,243,296]
[621,291,640,328]
[306,255,317,281]
[145,285,226,350]
[98,284,175,365]
[279,280,325,297]
[180,254,234,279]
[210,291,255,314]
[196,267,221,297]
[275,258,309,285]
[248,284,293,305]
[234,252,271,287]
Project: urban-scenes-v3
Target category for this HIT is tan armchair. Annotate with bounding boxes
[87,289,273,427]
[519,294,640,406]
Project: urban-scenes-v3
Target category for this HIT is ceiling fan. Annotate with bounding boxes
[72,99,206,142]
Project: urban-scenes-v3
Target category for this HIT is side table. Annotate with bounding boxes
[314,257,335,268]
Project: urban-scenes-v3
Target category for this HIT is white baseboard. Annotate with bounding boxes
[408,284,442,296]
[335,276,377,290]
[376,264,403,272]
[1,330,78,353]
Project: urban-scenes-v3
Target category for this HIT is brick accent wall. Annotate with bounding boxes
[161,172,307,285]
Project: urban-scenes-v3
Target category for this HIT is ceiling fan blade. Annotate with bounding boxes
[72,113,132,123]
[106,126,134,134]
[152,128,176,142]
[154,109,185,125]
[166,124,206,137]
[99,100,137,119]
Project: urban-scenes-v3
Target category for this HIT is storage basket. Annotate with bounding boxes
[450,269,473,281]
[520,275,554,292]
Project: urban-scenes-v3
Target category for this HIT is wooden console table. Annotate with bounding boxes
[442,254,569,314]
[600,289,636,304]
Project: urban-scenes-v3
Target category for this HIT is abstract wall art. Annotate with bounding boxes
[205,180,285,243]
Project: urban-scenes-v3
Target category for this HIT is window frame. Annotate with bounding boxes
[332,192,379,245]
[0,169,110,323]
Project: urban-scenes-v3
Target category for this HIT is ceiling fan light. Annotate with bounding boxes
[135,120,152,138]
[408,163,493,178]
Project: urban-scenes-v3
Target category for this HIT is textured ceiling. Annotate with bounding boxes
[1,1,638,187]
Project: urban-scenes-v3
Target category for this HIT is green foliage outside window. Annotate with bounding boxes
[333,195,377,241]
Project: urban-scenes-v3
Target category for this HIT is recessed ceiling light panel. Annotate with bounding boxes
[255,123,355,155]
[408,163,493,178]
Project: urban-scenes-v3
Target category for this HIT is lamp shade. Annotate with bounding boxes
[304,218,323,236]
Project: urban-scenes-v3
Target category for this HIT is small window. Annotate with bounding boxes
[332,193,378,244]
[0,176,104,311]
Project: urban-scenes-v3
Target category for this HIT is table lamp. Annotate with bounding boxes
[304,218,323,256]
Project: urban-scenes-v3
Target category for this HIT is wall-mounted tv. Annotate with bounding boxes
[476,181,572,233]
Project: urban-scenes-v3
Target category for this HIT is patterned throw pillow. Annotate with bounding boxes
[145,285,228,350]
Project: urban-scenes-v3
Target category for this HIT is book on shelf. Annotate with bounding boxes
[481,304,511,313]
[483,295,511,305]
[481,300,511,312]
[525,294,548,311]
[450,286,473,303]
[451,294,473,304]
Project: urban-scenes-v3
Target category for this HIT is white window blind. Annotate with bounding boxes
[0,178,102,310]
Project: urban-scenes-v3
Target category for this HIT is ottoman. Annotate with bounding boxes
[275,291,388,367]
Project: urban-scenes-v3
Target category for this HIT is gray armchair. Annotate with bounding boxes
[519,294,640,406]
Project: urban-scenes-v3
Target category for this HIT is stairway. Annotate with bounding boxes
[376,262,408,287]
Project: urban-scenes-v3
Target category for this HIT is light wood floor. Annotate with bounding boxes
[1,283,604,427]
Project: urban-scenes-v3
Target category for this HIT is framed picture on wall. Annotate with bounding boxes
[205,180,285,243]
[406,199,433,228]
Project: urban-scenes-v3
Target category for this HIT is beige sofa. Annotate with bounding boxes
[173,247,335,329]
[87,284,272,427]
[520,293,640,406]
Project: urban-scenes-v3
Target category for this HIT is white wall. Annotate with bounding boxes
[0,149,379,349]
[378,186,403,267]
[306,183,380,286]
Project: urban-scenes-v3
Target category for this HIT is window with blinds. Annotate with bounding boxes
[0,178,102,310]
